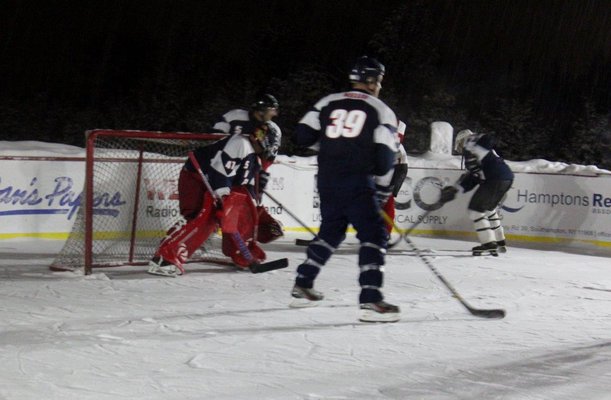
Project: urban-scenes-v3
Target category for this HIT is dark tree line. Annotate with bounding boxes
[1,0,609,168]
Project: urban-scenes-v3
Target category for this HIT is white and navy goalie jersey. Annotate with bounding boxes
[458,133,514,191]
[212,108,282,160]
[294,90,398,191]
[184,134,261,198]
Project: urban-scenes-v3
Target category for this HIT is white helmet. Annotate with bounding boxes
[454,129,475,153]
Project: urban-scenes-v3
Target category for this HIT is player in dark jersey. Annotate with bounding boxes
[211,94,281,171]
[440,129,514,256]
[147,123,274,277]
[290,56,401,322]
[211,94,284,243]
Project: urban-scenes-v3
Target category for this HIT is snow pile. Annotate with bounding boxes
[0,140,84,157]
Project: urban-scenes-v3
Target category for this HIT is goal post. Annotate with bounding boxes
[51,129,231,274]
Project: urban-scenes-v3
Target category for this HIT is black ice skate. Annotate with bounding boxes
[472,242,499,256]
[496,240,507,253]
[359,301,401,323]
[289,285,324,308]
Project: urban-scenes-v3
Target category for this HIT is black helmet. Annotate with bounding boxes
[349,56,385,84]
[251,94,279,111]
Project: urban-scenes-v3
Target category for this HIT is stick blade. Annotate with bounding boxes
[469,308,506,319]
[295,238,313,246]
[249,258,289,273]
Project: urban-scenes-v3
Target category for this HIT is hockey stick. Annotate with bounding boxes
[261,189,318,245]
[383,209,433,248]
[187,152,288,273]
[380,210,506,319]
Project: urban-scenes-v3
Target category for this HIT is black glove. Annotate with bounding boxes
[376,188,392,207]
[439,186,458,204]
[390,163,408,197]
[259,170,270,190]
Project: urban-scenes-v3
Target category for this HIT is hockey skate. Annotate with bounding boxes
[289,285,324,308]
[496,240,507,253]
[472,242,499,256]
[147,257,183,277]
[358,301,401,323]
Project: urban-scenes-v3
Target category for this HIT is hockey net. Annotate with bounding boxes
[51,129,231,274]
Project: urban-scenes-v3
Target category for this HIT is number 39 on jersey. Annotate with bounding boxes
[325,109,367,138]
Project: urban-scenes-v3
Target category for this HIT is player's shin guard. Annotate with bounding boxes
[487,210,505,242]
[469,209,495,245]
[358,242,385,304]
[295,238,335,289]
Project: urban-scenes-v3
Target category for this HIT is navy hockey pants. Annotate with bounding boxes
[469,180,513,212]
[295,186,388,304]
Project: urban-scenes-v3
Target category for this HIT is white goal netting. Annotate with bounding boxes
[51,130,230,274]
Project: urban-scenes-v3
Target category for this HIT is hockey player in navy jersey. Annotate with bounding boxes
[211,93,281,171]
[147,123,275,277]
[440,129,514,256]
[210,94,284,242]
[290,56,401,322]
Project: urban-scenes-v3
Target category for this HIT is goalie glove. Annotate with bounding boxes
[439,186,458,204]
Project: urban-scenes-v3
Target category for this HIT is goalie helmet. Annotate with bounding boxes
[251,94,279,111]
[349,56,385,84]
[454,129,475,153]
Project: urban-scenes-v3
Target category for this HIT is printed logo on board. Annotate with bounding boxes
[0,176,125,220]
[501,188,611,215]
[395,176,447,211]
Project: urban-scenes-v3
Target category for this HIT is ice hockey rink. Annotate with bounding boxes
[1,233,609,400]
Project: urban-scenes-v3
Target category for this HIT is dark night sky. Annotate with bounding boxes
[4,0,608,102]
[1,0,610,165]
[2,1,405,103]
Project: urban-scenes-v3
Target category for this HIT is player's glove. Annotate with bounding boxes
[376,188,392,207]
[259,170,270,190]
[439,186,458,204]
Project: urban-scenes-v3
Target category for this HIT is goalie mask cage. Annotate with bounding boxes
[51,130,230,275]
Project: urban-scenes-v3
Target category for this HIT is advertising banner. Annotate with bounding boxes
[1,153,609,255]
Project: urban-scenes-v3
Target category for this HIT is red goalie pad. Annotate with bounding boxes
[219,189,257,237]
[219,187,266,267]
[156,192,219,272]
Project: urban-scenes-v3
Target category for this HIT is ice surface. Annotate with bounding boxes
[1,233,609,399]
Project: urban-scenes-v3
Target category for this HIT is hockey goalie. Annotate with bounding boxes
[147,122,283,277]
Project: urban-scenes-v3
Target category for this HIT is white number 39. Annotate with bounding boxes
[325,109,367,138]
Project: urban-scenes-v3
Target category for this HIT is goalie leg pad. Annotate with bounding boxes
[156,193,219,271]
[218,188,266,267]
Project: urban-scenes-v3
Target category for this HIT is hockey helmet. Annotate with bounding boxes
[454,129,475,153]
[349,56,385,84]
[251,94,279,112]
